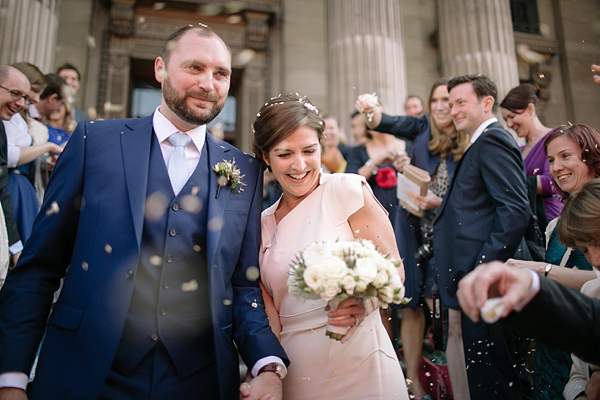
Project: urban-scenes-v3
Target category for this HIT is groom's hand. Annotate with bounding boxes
[239,371,282,400]
[0,388,28,400]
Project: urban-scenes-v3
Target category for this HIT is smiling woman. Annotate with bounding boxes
[505,123,600,399]
[501,84,563,221]
[252,93,409,400]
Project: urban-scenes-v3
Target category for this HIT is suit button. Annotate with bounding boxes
[150,333,158,341]
[165,255,173,263]
[169,229,177,237]
[172,203,179,211]
[125,269,133,279]
[159,307,167,316]
[162,281,169,289]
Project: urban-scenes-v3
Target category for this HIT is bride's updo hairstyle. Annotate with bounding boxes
[252,93,325,170]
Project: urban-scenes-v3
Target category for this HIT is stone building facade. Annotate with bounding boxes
[1,0,598,151]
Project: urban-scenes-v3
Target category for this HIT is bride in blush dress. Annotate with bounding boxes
[252,94,409,400]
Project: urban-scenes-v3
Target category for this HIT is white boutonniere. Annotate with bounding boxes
[213,158,246,198]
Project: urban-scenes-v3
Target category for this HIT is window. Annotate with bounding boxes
[510,0,540,34]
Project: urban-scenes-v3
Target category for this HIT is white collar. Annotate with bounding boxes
[470,117,498,144]
[152,106,207,152]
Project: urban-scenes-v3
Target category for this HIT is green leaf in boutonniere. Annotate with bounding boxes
[213,158,246,198]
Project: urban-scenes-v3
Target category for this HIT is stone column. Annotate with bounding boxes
[239,11,270,153]
[437,0,519,102]
[99,0,135,120]
[326,0,408,139]
[0,0,60,71]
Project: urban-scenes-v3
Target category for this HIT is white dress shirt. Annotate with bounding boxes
[469,117,498,144]
[3,114,32,168]
[153,106,205,179]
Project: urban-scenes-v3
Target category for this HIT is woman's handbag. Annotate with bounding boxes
[397,348,453,400]
[418,356,453,400]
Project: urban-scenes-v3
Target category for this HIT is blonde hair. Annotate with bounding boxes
[427,78,469,161]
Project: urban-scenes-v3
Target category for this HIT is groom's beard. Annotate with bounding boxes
[162,77,225,126]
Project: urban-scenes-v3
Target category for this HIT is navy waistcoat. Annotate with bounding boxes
[113,133,214,379]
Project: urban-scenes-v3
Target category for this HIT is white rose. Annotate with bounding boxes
[395,284,406,301]
[321,280,340,301]
[372,271,389,288]
[353,257,378,283]
[303,267,323,291]
[378,286,394,303]
[355,279,368,293]
[320,255,349,281]
[342,275,356,295]
[388,273,403,290]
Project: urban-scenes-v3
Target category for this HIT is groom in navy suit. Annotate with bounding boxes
[0,25,287,399]
[433,75,532,399]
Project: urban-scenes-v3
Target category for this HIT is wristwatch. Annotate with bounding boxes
[544,263,552,277]
[258,363,287,379]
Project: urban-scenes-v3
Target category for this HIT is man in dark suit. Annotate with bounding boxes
[458,261,600,365]
[0,65,27,266]
[0,26,287,400]
[433,74,531,399]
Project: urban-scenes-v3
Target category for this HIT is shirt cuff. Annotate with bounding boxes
[9,241,23,255]
[0,372,28,390]
[515,269,540,312]
[251,356,287,378]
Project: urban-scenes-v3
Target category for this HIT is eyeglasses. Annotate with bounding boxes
[0,85,33,105]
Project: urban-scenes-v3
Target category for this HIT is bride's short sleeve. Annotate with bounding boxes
[324,173,376,226]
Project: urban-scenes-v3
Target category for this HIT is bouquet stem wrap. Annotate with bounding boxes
[325,299,351,340]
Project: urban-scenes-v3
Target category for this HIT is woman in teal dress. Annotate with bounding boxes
[506,123,600,399]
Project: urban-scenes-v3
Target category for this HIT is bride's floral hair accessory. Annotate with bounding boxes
[251,93,325,171]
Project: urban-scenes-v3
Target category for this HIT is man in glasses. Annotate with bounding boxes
[0,65,29,266]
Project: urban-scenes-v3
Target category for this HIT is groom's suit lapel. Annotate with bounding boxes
[206,133,232,270]
[121,115,154,248]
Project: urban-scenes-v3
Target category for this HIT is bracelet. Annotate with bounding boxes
[364,159,378,175]
[366,112,374,124]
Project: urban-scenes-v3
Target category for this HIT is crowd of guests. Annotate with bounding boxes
[0,62,86,279]
[0,23,599,399]
[264,67,600,400]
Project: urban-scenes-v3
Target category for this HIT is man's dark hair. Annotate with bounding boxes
[447,74,498,113]
[161,24,222,65]
[41,74,67,100]
[350,110,361,120]
[56,62,81,80]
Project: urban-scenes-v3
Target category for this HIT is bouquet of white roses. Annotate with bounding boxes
[287,239,409,339]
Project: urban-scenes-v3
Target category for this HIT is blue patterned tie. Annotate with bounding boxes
[167,133,192,195]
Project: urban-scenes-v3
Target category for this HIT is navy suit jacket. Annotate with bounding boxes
[433,121,531,309]
[376,113,460,307]
[0,115,287,399]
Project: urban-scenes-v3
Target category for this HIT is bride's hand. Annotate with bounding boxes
[326,296,366,344]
